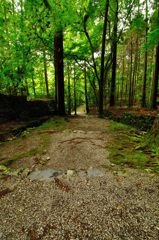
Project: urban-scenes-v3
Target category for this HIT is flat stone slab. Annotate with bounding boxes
[28,166,108,181]
[28,169,63,181]
[87,167,106,177]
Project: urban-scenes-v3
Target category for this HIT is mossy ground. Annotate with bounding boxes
[0,117,158,176]
[0,117,68,173]
[109,121,159,174]
[35,117,68,131]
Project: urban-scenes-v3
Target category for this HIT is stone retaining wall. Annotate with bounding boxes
[0,94,56,123]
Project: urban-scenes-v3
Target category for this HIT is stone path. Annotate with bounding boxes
[0,115,159,240]
[28,116,111,181]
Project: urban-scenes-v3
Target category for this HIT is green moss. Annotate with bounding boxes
[109,121,159,173]
[110,121,131,131]
[36,117,67,131]
[0,164,9,173]
[106,111,155,131]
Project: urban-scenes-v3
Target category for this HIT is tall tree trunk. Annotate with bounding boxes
[43,0,65,114]
[73,64,77,115]
[67,63,71,115]
[151,2,159,110]
[120,53,125,106]
[83,16,99,84]
[142,0,148,107]
[99,0,109,116]
[134,38,141,105]
[84,62,89,114]
[151,45,159,109]
[110,0,118,107]
[125,54,130,104]
[25,78,29,96]
[54,30,65,115]
[54,57,58,112]
[131,36,139,106]
[87,70,98,106]
[32,71,36,97]
[128,40,133,107]
[43,49,49,97]
[116,79,120,105]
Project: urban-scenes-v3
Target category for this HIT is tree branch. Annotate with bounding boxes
[43,0,51,10]
[83,15,99,82]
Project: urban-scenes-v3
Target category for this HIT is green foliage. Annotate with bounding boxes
[146,7,159,48]
[147,27,159,47]
[0,0,158,110]
[131,13,145,34]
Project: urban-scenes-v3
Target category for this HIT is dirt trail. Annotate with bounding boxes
[45,116,111,170]
[0,115,159,240]
[0,115,111,173]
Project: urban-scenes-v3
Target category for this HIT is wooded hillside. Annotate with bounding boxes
[0,0,159,115]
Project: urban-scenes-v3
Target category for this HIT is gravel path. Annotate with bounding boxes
[0,116,159,240]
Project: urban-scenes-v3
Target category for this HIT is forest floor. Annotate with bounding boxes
[0,114,159,239]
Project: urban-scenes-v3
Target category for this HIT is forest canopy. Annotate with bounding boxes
[0,0,159,115]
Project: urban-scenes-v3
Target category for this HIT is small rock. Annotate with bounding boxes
[78,170,87,177]
[145,168,153,173]
[28,169,63,181]
[40,156,51,165]
[87,167,105,177]
[78,130,84,133]
[113,171,118,175]
[33,156,40,163]
[67,170,75,178]
[20,168,30,177]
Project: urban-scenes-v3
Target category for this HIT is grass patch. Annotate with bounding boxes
[110,121,131,131]
[109,121,159,173]
[110,150,149,167]
[36,117,67,131]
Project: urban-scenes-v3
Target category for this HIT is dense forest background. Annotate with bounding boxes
[0,0,159,115]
